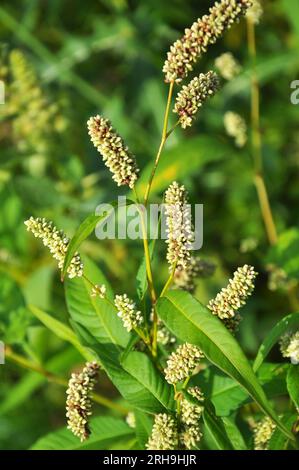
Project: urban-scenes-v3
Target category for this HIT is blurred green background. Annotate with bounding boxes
[0,0,299,449]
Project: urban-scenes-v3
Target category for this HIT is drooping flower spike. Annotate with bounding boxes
[163,0,252,83]
[24,217,83,279]
[66,361,99,442]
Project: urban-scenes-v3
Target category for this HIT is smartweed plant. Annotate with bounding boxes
[19,0,299,451]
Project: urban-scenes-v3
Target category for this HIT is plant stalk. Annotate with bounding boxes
[143,81,175,206]
[160,263,177,297]
[247,18,278,246]
[5,345,128,414]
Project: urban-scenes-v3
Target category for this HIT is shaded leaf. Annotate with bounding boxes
[121,351,176,412]
[65,257,129,348]
[287,365,299,409]
[71,322,172,414]
[222,417,247,450]
[203,400,233,450]
[62,199,134,279]
[157,290,292,439]
[31,416,134,450]
[134,410,153,449]
[253,312,299,371]
[268,414,297,450]
[267,228,299,280]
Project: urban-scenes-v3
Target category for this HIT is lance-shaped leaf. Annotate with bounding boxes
[253,312,299,371]
[65,257,129,348]
[287,365,299,410]
[31,416,134,450]
[156,290,294,440]
[71,322,174,415]
[121,351,176,412]
[62,199,134,279]
[203,400,234,450]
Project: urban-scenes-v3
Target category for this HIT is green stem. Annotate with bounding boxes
[247,18,278,246]
[143,81,175,206]
[5,346,128,414]
[160,263,177,297]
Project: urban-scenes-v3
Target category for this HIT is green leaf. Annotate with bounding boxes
[120,333,140,363]
[121,351,176,412]
[157,290,293,440]
[268,414,297,450]
[253,312,299,371]
[282,0,299,40]
[222,417,247,450]
[71,323,172,414]
[62,199,134,279]
[29,304,93,361]
[203,400,234,450]
[31,416,134,450]
[287,365,299,409]
[266,228,299,280]
[134,411,153,449]
[135,136,228,197]
[192,363,288,416]
[65,257,129,348]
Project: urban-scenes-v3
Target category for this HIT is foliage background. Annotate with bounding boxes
[0,0,298,449]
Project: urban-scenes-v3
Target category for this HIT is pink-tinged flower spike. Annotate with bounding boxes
[66,361,99,441]
[174,72,220,129]
[163,0,252,84]
[24,217,83,279]
[87,115,139,189]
